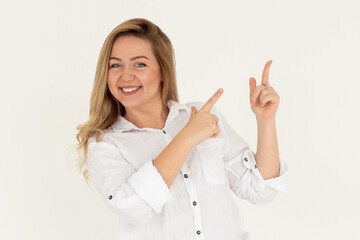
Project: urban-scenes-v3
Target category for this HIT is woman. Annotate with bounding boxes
[76,18,287,240]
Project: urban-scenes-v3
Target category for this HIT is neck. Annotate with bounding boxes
[124,101,169,130]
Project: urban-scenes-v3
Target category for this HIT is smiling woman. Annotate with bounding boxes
[75,18,287,240]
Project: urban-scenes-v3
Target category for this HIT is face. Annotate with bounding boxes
[107,36,163,112]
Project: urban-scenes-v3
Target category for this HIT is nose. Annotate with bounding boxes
[121,67,135,82]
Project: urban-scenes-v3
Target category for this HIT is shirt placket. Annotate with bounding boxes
[161,127,204,240]
[181,163,204,240]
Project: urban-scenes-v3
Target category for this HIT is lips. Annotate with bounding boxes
[119,86,142,95]
[122,86,141,91]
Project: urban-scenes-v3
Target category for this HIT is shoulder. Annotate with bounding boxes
[87,130,121,152]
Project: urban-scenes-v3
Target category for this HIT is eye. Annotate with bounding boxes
[110,64,121,68]
[135,63,147,68]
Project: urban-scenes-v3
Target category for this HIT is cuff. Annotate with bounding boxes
[128,159,173,213]
[242,149,288,192]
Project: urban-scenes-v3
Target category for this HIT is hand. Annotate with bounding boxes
[249,60,280,121]
[182,88,223,146]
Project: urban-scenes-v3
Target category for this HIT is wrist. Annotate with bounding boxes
[256,116,276,125]
[176,128,196,149]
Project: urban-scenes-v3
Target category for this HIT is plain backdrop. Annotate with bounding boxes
[1,0,359,239]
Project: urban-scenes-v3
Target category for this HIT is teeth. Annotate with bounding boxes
[122,86,140,92]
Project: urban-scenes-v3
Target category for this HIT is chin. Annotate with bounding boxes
[120,99,143,109]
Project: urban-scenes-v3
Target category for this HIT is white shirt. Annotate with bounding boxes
[86,99,287,240]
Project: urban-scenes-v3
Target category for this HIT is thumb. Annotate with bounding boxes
[249,78,257,106]
[191,106,197,116]
[249,77,256,94]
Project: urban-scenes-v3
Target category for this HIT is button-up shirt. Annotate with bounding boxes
[86,99,287,240]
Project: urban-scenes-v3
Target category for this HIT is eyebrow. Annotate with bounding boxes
[109,56,149,61]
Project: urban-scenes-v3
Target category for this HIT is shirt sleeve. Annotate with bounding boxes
[86,138,173,226]
[212,106,288,205]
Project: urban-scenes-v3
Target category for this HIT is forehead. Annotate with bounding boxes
[110,36,154,58]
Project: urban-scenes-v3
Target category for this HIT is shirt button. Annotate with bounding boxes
[244,157,248,162]
[184,174,188,178]
[254,165,257,169]
[162,130,166,134]
[108,195,113,200]
[192,201,197,206]
[196,230,201,235]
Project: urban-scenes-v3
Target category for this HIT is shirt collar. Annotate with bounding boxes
[110,99,190,133]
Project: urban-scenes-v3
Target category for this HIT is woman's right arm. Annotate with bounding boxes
[152,89,223,189]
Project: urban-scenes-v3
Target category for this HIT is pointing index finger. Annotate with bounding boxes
[200,88,223,112]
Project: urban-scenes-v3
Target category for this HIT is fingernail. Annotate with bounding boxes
[219,88,223,93]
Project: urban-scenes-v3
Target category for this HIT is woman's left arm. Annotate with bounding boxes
[249,60,281,179]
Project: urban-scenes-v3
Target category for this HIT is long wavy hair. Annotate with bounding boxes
[76,18,179,183]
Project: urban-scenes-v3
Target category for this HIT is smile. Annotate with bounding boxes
[121,86,142,92]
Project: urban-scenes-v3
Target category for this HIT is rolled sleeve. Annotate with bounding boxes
[241,149,287,191]
[128,159,173,213]
[86,138,173,226]
[232,149,288,204]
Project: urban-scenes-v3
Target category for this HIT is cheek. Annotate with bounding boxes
[143,69,162,86]
[107,73,117,88]
[107,77,118,97]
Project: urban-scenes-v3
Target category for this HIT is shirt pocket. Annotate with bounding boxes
[195,137,227,185]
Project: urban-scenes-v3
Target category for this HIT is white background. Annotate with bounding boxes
[1,0,359,239]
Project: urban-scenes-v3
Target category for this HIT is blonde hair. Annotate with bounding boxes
[76,18,179,183]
